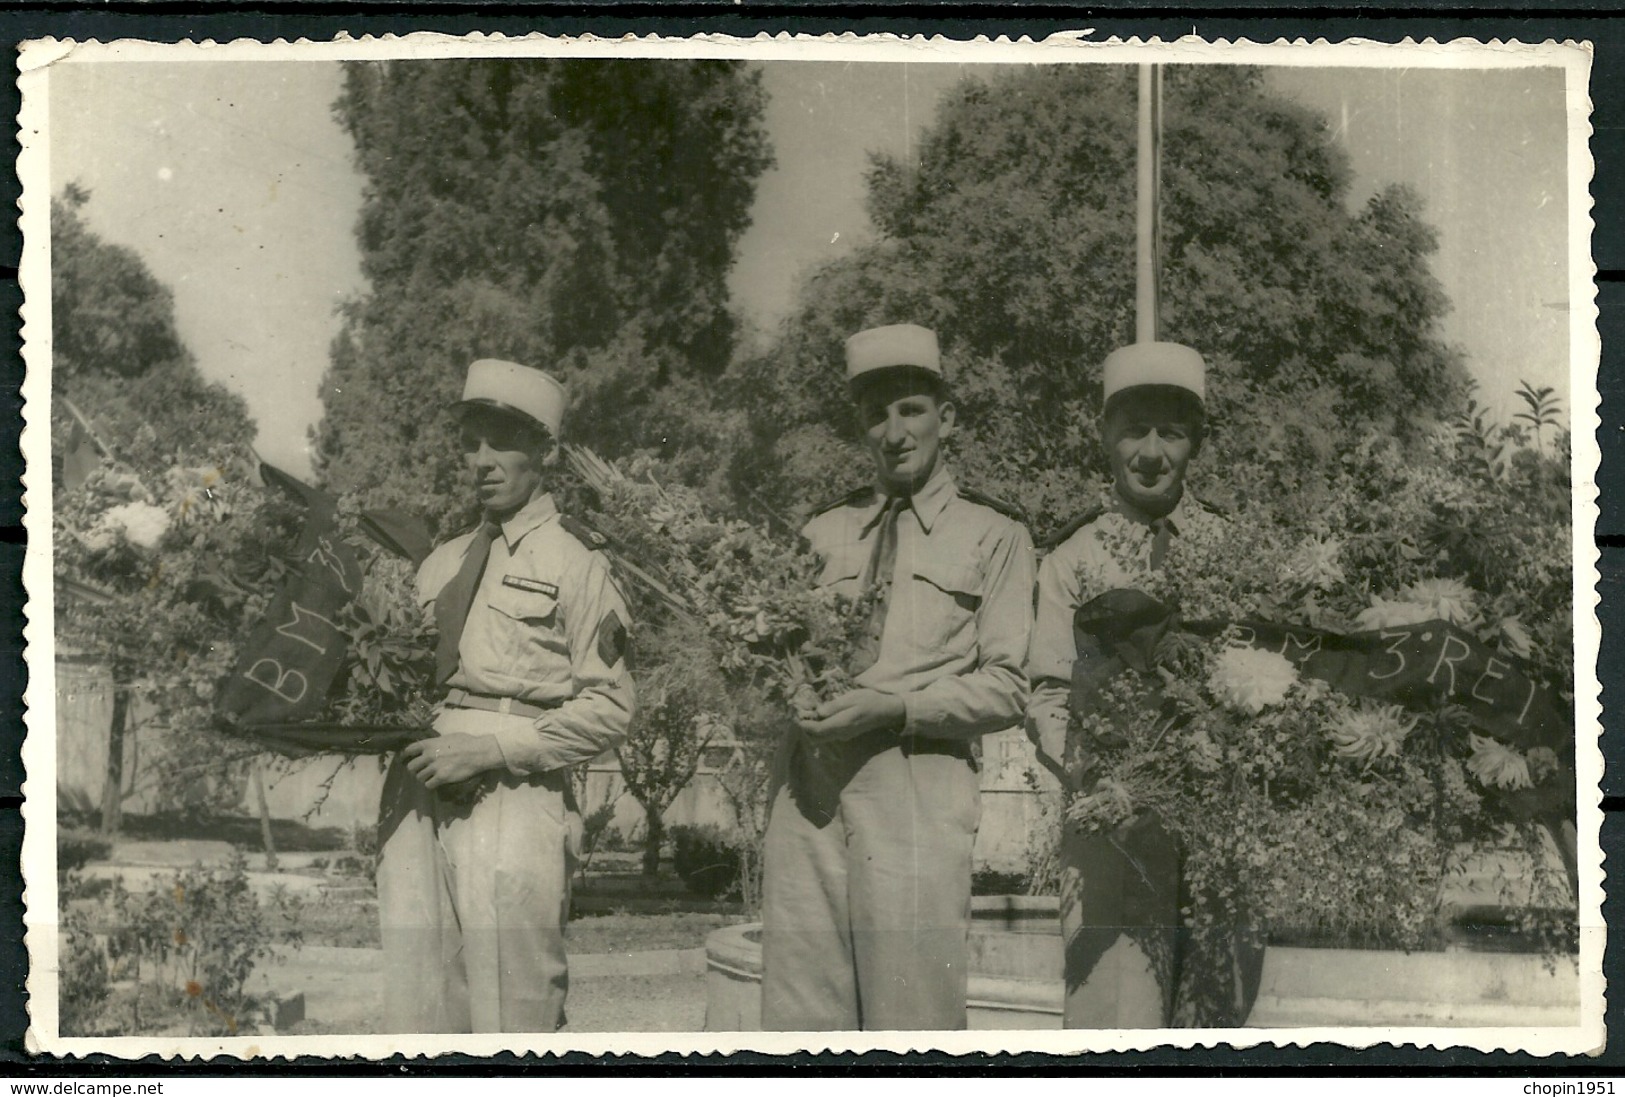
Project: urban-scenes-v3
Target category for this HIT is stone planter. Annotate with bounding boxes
[704,896,1579,1031]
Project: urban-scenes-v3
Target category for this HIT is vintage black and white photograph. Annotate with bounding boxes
[19,34,1601,1057]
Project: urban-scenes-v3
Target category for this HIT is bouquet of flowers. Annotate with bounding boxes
[1060,421,1577,965]
[564,446,878,714]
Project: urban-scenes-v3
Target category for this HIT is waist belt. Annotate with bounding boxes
[443,688,558,719]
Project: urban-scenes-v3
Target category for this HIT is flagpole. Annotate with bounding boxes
[1136,63,1162,344]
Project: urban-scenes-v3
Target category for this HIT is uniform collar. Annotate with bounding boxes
[907,464,957,533]
[493,492,557,549]
[865,463,957,534]
[1110,485,1194,534]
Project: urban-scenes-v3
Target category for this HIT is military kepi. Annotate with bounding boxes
[1101,341,1206,407]
[455,358,567,439]
[846,324,943,386]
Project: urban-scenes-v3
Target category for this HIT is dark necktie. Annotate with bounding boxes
[1149,516,1173,572]
[434,520,500,685]
[850,495,908,675]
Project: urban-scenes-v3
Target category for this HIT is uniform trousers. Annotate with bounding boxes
[376,706,575,1034]
[760,730,980,1031]
[1058,811,1180,1028]
[1058,811,1265,1028]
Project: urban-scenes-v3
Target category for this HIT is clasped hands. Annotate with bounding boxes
[795,688,906,744]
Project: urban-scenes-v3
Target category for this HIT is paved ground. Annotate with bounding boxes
[260,945,710,1035]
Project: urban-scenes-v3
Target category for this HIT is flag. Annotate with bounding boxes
[215,463,362,725]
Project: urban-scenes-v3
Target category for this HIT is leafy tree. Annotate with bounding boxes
[313,59,774,533]
[727,66,1468,537]
[51,188,260,830]
[51,188,254,476]
[616,617,728,875]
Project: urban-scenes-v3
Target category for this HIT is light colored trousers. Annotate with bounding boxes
[760,731,980,1031]
[376,707,574,1034]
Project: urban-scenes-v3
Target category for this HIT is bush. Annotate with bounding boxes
[103,849,304,1035]
[59,830,112,875]
[58,873,112,1036]
[670,824,743,899]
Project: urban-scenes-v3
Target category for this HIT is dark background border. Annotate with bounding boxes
[0,3,1617,1073]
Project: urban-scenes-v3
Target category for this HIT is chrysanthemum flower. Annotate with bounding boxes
[1498,615,1534,659]
[103,501,172,551]
[1283,534,1346,591]
[1353,596,1436,631]
[1466,732,1533,790]
[1206,645,1299,714]
[1401,577,1479,626]
[1327,702,1415,764]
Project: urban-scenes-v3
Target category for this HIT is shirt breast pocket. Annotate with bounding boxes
[818,547,865,594]
[489,583,560,626]
[907,559,983,650]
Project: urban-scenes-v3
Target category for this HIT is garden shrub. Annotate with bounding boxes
[100,849,304,1036]
[58,830,111,874]
[670,824,743,899]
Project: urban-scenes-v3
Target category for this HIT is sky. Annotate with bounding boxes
[48,55,1577,479]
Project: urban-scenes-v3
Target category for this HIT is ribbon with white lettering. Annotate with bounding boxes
[1072,588,1573,813]
[215,477,362,725]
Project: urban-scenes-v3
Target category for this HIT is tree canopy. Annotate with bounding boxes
[727,65,1468,536]
[51,187,254,475]
[313,59,774,530]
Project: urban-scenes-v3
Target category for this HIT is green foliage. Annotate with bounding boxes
[59,872,113,1037]
[58,830,112,874]
[567,447,876,899]
[618,616,729,874]
[63,851,304,1037]
[51,189,254,475]
[729,66,1468,538]
[314,59,774,532]
[669,823,745,900]
[1061,408,1575,979]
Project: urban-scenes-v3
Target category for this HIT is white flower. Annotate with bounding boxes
[1282,534,1346,591]
[103,501,171,551]
[1498,615,1534,659]
[80,525,117,553]
[1400,577,1479,626]
[169,465,226,524]
[1327,702,1415,764]
[1207,645,1299,715]
[1465,733,1533,791]
[1353,597,1436,631]
[1186,728,1224,774]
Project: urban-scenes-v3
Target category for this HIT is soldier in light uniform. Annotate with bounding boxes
[377,358,636,1034]
[1026,341,1257,1028]
[760,324,1036,1031]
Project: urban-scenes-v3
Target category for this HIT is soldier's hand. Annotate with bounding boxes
[403,732,505,789]
[796,689,906,742]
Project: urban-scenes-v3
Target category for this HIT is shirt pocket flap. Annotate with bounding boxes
[819,546,866,586]
[489,583,560,623]
[912,558,983,600]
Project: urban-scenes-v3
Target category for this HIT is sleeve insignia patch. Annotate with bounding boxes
[596,609,628,667]
[502,575,559,598]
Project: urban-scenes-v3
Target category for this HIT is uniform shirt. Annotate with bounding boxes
[1025,490,1223,773]
[801,465,1035,741]
[417,492,635,776]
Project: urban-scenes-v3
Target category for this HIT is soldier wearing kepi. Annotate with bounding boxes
[1026,341,1255,1028]
[377,359,635,1034]
[760,324,1036,1031]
